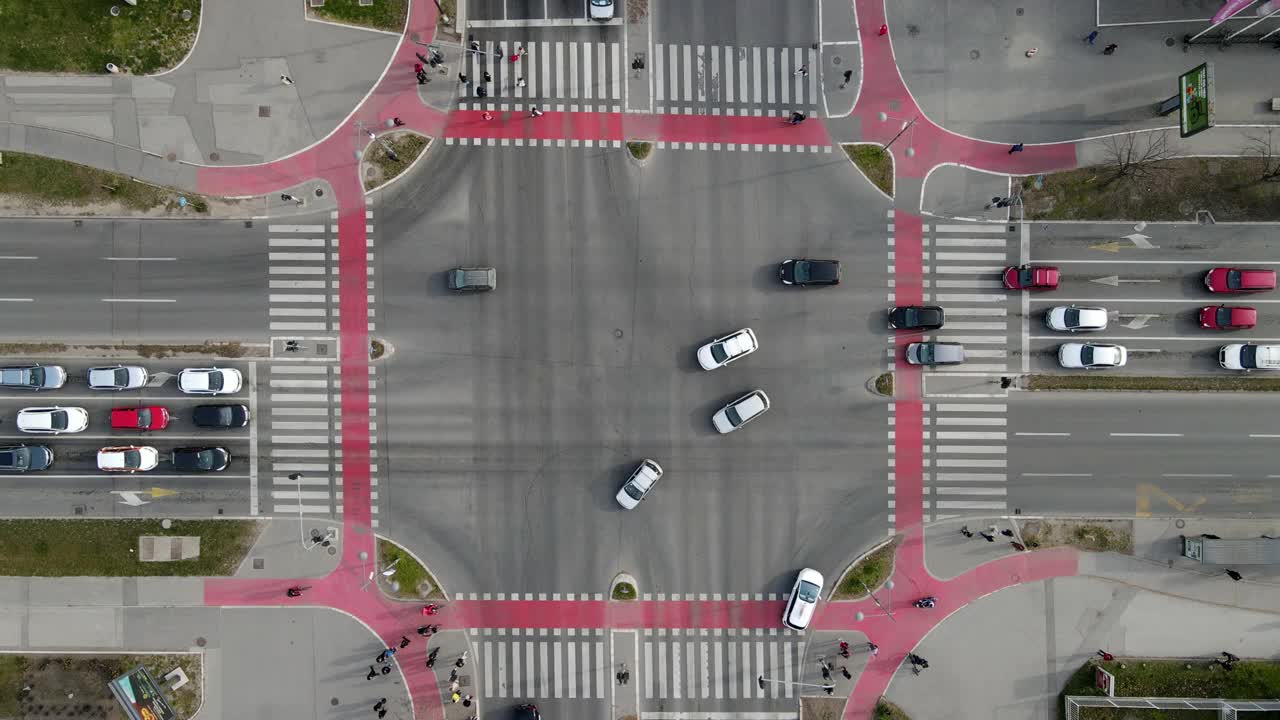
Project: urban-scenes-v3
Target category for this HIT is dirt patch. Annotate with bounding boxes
[1020,519,1133,554]
[3,653,202,720]
[627,0,650,22]
[801,696,846,720]
[363,133,431,191]
[1024,374,1280,392]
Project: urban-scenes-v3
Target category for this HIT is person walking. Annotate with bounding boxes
[516,77,527,88]
[392,117,405,127]
[483,71,492,83]
[459,72,469,85]
[960,524,974,537]
[414,63,423,74]
[1097,649,1114,661]
[374,698,387,711]
[399,636,411,649]
[868,642,879,657]
[380,665,391,675]
[1008,143,1025,154]
[840,665,852,679]
[1222,651,1240,663]
[482,111,493,121]
[978,531,996,542]
[366,666,377,681]
[417,625,431,637]
[456,650,469,668]
[416,71,428,85]
[280,75,294,85]
[795,64,809,77]
[1084,30,1099,45]
[878,23,888,36]
[840,69,853,89]
[463,694,474,707]
[788,111,806,125]
[529,106,543,118]
[1103,43,1118,55]
[451,692,461,704]
[376,649,389,663]
[1226,569,1243,581]
[377,710,386,719]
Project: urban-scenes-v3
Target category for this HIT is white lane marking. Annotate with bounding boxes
[934,445,1006,454]
[936,486,1007,495]
[0,298,34,302]
[934,279,1006,289]
[944,322,1007,330]
[101,256,177,261]
[1015,432,1071,436]
[0,256,37,260]
[935,252,1008,261]
[100,298,175,303]
[935,458,1006,467]
[1162,473,1233,478]
[935,403,1008,412]
[933,265,1004,274]
[964,349,1007,358]
[268,238,325,247]
[933,224,1009,233]
[1022,472,1092,477]
[268,224,326,232]
[936,472,1007,482]
[934,294,1006,303]
[935,500,1007,509]
[1110,433,1183,437]
[935,416,1007,426]
[934,237,1008,247]
[946,307,1008,316]
[1249,434,1280,438]
[940,335,1007,344]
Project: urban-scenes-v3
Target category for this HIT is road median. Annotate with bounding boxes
[1023,374,1280,392]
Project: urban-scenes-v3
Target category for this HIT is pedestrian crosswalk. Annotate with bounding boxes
[924,400,1009,520]
[268,223,338,334]
[470,629,809,704]
[457,39,818,117]
[921,223,1018,375]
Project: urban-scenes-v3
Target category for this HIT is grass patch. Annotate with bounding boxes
[875,699,912,720]
[844,144,893,197]
[1026,374,1280,392]
[874,372,894,396]
[1059,658,1280,720]
[1021,520,1133,554]
[378,538,442,599]
[612,582,637,601]
[0,519,261,577]
[0,342,67,356]
[364,133,430,191]
[309,0,408,32]
[1021,157,1280,222]
[437,0,457,32]
[833,537,899,600]
[0,655,26,717]
[0,152,208,212]
[628,0,650,22]
[2,654,201,720]
[0,0,199,74]
[627,141,653,161]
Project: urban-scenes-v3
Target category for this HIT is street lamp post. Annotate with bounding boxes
[855,578,896,622]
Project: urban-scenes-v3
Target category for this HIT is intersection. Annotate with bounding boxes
[1,0,1279,718]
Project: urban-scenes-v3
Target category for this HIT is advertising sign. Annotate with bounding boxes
[108,665,177,720]
[1178,63,1215,138]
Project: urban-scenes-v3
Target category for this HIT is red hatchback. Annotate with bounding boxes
[1204,267,1276,294]
[110,406,170,431]
[1200,305,1258,330]
[1003,265,1060,290]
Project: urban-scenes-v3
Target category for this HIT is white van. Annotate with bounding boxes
[1220,343,1280,371]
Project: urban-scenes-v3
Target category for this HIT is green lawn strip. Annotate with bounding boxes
[612,582,637,601]
[1026,374,1280,392]
[1020,158,1280,222]
[1059,659,1280,720]
[0,152,209,212]
[378,538,443,599]
[874,372,894,396]
[364,133,430,191]
[832,537,899,600]
[310,0,409,32]
[627,142,652,160]
[874,699,912,720]
[843,144,893,197]
[0,655,26,716]
[0,0,199,74]
[0,519,261,577]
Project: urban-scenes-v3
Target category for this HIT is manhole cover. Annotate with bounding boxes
[1175,519,1186,528]
[259,105,271,118]
[970,49,981,60]
[1016,7,1024,14]
[330,698,340,706]
[244,221,253,228]
[182,9,192,20]
[832,55,843,66]
[1165,36,1176,47]
[613,329,624,338]
[252,558,265,570]
[166,152,176,162]
[314,187,325,197]
[209,152,220,161]
[328,546,337,556]
[195,637,207,647]
[317,343,328,354]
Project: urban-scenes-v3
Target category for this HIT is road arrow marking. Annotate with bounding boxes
[146,371,176,388]
[1136,483,1206,517]
[1118,313,1159,330]
[111,490,150,507]
[1123,232,1158,249]
[150,488,178,498]
[1090,242,1122,253]
[1091,275,1160,286]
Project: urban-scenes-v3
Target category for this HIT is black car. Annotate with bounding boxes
[889,305,945,330]
[779,258,841,286]
[515,705,542,720]
[0,445,53,472]
[193,404,250,429]
[171,447,230,472]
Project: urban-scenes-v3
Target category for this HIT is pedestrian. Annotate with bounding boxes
[449,669,458,683]
[417,71,428,85]
[878,23,888,36]
[449,680,460,693]
[384,647,397,660]
[459,72,470,85]
[469,37,480,54]
[919,658,929,669]
[1084,30,1099,45]
[824,684,834,695]
[377,711,386,719]
[414,63,423,73]
[530,105,543,118]
[518,45,527,58]
[1103,43,1117,55]
[1226,569,1243,581]
[376,650,389,663]
[960,524,974,537]
[482,111,493,121]
[417,625,431,636]
[1001,528,1014,537]
[456,650,469,667]
[463,694,474,707]
[451,692,461,704]
[1025,47,1037,57]
[516,77,527,88]
[476,84,487,98]
[281,193,303,205]
[417,51,430,65]
[795,64,808,77]
[840,69,853,89]
[483,71,492,83]
[1008,143,1024,154]
[509,51,520,63]
[788,111,806,125]
[996,198,1013,208]
[374,698,387,711]
[366,666,377,681]
[281,75,293,85]
[1097,649,1114,661]
[841,665,852,679]
[381,664,391,675]
[392,117,405,127]
[979,531,995,542]
[430,625,441,634]
[870,643,880,657]
[399,636,410,649]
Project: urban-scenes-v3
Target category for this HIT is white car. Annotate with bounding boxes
[1058,343,1127,369]
[97,445,159,472]
[88,365,148,391]
[711,390,771,434]
[1219,343,1280,371]
[16,407,89,434]
[615,459,664,510]
[697,328,759,370]
[782,568,824,630]
[179,367,243,395]
[588,0,615,20]
[1045,306,1108,332]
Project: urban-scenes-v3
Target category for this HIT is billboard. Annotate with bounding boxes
[1094,666,1116,697]
[108,665,177,720]
[1178,63,1215,138]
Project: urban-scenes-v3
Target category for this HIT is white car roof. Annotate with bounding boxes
[1091,345,1122,364]
[721,329,757,357]
[98,450,128,469]
[181,369,213,390]
[98,446,157,470]
[734,393,767,419]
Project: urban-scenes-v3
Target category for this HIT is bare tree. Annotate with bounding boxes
[1100,131,1175,186]
[1243,128,1280,183]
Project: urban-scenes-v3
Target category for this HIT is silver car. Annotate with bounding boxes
[0,365,66,391]
[88,365,148,391]
[711,390,771,434]
[616,459,663,510]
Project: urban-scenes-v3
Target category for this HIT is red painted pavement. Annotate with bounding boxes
[443,109,831,146]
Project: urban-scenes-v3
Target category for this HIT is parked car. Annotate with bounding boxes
[711,390,771,434]
[905,342,966,365]
[1045,306,1108,332]
[111,406,171,431]
[782,568,824,630]
[616,459,664,510]
[1002,265,1059,290]
[588,0,615,20]
[446,267,497,292]
[1205,267,1276,294]
[1219,343,1280,371]
[16,406,89,434]
[0,364,66,391]
[697,328,759,370]
[516,705,542,720]
[178,367,242,395]
[888,305,944,331]
[88,365,148,391]
[97,446,159,472]
[1058,343,1127,369]
[0,445,53,472]
[193,404,249,428]
[1200,305,1258,330]
[779,259,841,286]
[171,446,230,472]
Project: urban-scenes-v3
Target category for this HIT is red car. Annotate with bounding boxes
[1200,305,1257,330]
[1003,265,1059,290]
[110,406,170,431]
[1204,267,1276,294]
